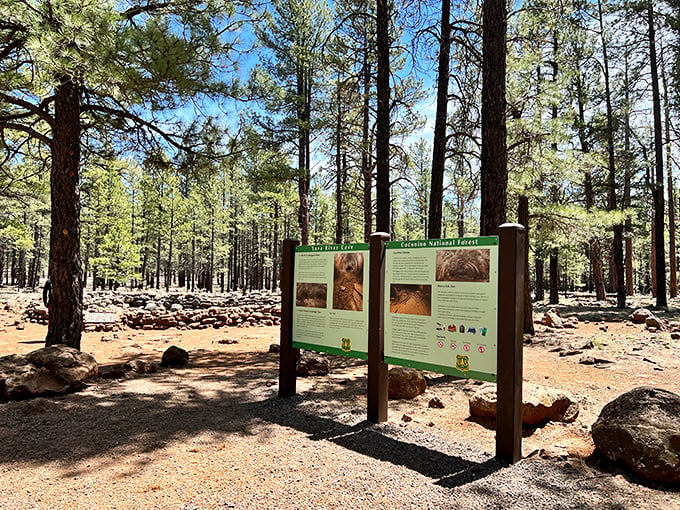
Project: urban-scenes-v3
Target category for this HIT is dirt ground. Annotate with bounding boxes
[1,292,679,508]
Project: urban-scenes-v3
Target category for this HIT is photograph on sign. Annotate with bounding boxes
[389,284,431,315]
[332,252,364,311]
[435,249,490,283]
[296,283,327,308]
[384,237,499,382]
[292,244,369,359]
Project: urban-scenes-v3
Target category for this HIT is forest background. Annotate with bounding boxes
[2,0,680,341]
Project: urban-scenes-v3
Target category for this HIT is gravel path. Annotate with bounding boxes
[1,348,678,510]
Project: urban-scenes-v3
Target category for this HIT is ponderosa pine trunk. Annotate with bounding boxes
[375,0,391,233]
[46,78,83,350]
[549,248,559,305]
[427,0,451,239]
[480,0,507,236]
[648,1,666,307]
[518,196,534,334]
[598,0,625,308]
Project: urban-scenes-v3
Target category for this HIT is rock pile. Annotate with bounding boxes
[22,290,281,330]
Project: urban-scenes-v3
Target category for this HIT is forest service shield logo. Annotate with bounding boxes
[341,337,351,352]
[456,354,470,372]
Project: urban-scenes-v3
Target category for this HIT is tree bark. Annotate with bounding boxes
[480,0,507,236]
[597,0,625,308]
[46,78,83,350]
[375,0,391,233]
[518,196,534,334]
[648,1,666,307]
[549,248,559,305]
[428,0,451,239]
[660,41,677,298]
[535,257,544,301]
[361,52,373,241]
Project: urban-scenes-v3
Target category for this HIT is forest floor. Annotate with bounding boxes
[0,291,679,509]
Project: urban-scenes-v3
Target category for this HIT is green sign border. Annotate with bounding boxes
[293,341,368,360]
[385,356,497,383]
[386,236,498,250]
[296,243,369,253]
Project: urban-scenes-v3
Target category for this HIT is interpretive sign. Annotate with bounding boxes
[384,236,499,382]
[292,243,369,359]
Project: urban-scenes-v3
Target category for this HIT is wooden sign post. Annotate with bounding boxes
[496,223,526,464]
[367,232,389,422]
[279,238,299,398]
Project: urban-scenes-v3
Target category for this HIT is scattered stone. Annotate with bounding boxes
[559,349,582,357]
[296,352,330,376]
[592,387,680,484]
[0,345,98,401]
[100,336,114,342]
[642,357,657,365]
[469,383,579,426]
[599,325,608,332]
[268,343,280,353]
[144,301,159,312]
[428,397,445,409]
[98,364,127,379]
[579,356,612,366]
[629,308,653,324]
[161,345,190,367]
[542,310,564,329]
[563,317,579,329]
[645,315,664,330]
[579,340,595,350]
[672,333,680,340]
[124,359,159,374]
[388,367,427,399]
[401,414,413,422]
[15,322,24,330]
[217,338,238,345]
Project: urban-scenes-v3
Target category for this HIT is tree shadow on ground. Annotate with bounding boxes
[585,451,680,493]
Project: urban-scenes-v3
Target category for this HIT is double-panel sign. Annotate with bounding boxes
[384,237,499,382]
[291,236,499,382]
[292,243,369,359]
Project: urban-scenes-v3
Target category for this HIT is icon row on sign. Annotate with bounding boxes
[439,341,487,354]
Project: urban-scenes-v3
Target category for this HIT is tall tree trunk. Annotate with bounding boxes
[549,248,559,305]
[535,256,544,301]
[297,68,311,245]
[598,0,625,308]
[375,0,391,233]
[660,41,677,298]
[428,0,451,239]
[361,53,373,241]
[623,52,635,296]
[577,63,606,301]
[480,0,507,236]
[46,78,83,350]
[166,200,174,292]
[651,211,657,297]
[518,196,534,334]
[648,1,667,307]
[335,81,345,244]
[155,203,162,290]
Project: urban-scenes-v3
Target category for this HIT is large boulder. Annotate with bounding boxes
[469,383,579,426]
[629,308,654,324]
[0,345,98,401]
[161,345,190,367]
[388,367,427,399]
[542,310,564,329]
[296,352,330,376]
[592,387,680,484]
